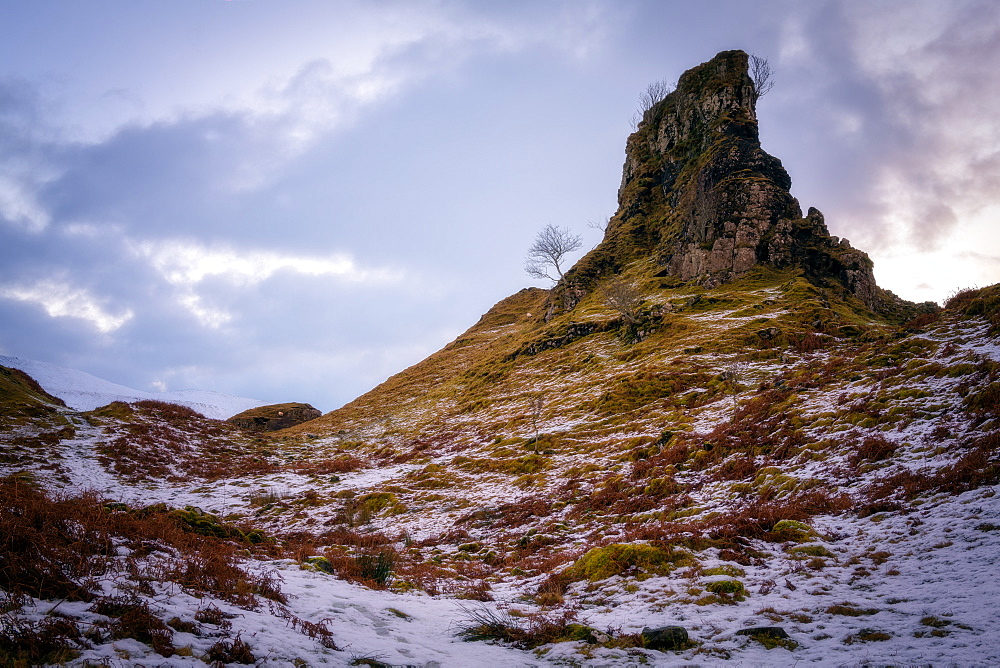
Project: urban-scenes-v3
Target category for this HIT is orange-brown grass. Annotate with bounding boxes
[0,614,86,666]
[686,389,805,475]
[290,455,364,476]
[789,332,830,353]
[205,633,256,664]
[633,442,694,470]
[582,490,840,553]
[93,596,176,657]
[458,605,592,649]
[565,473,689,518]
[0,476,284,606]
[509,546,582,582]
[902,311,941,332]
[91,401,281,482]
[0,478,288,665]
[267,602,340,649]
[848,434,898,468]
[392,430,470,461]
[721,489,850,539]
[478,496,553,530]
[4,426,76,472]
[321,547,398,589]
[860,435,1000,509]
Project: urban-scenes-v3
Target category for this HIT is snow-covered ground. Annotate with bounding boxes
[9,394,1000,666]
[0,354,265,419]
[11,484,1000,666]
[4,304,1000,665]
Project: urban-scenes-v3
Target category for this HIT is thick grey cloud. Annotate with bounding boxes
[767,0,1000,252]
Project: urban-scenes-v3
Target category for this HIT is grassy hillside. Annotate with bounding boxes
[288,263,898,444]
[0,365,66,425]
[1,285,998,665]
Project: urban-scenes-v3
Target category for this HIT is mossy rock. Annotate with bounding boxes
[358,492,406,516]
[166,505,270,544]
[705,579,746,598]
[305,556,334,574]
[788,544,834,558]
[169,506,233,539]
[561,623,606,644]
[641,625,689,651]
[566,543,693,582]
[736,626,796,650]
[769,520,814,542]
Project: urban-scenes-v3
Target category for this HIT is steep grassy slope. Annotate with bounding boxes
[0,365,66,425]
[288,263,896,445]
[267,281,997,541]
[0,365,74,471]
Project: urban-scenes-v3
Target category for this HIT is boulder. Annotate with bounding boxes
[641,625,689,651]
[226,402,321,432]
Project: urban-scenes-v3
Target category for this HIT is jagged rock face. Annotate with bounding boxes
[227,402,321,432]
[561,50,887,312]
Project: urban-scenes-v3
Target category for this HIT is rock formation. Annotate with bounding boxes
[556,50,924,317]
[227,402,321,432]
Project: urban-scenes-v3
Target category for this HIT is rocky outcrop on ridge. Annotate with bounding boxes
[556,50,928,317]
[227,402,321,432]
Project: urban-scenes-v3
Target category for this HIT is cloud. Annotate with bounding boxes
[129,239,402,327]
[0,77,59,232]
[132,240,400,287]
[779,1,1000,255]
[846,1,1000,251]
[0,279,133,333]
[0,173,50,232]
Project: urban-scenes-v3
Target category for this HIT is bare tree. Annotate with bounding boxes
[749,54,774,101]
[723,357,750,408]
[601,277,643,324]
[639,79,674,114]
[632,79,674,129]
[587,217,609,233]
[529,395,544,452]
[524,224,582,283]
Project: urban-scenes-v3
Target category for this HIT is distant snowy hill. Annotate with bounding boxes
[0,355,265,419]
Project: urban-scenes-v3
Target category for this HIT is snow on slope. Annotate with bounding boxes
[0,355,265,419]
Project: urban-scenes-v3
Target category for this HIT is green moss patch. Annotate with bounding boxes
[705,579,745,596]
[566,543,693,582]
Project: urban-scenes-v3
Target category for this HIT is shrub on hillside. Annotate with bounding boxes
[848,435,898,467]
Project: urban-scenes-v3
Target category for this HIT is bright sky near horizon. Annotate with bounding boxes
[1,0,998,411]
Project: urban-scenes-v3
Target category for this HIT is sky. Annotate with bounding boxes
[1,0,998,412]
